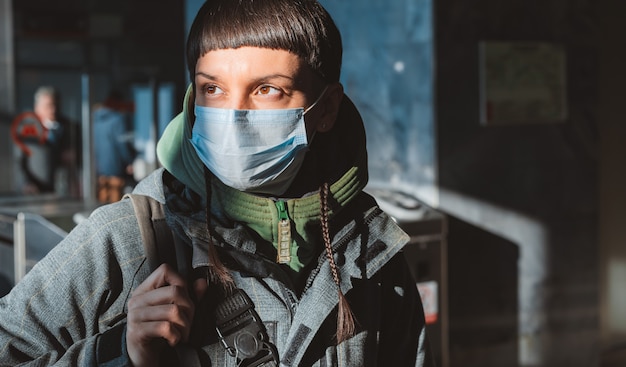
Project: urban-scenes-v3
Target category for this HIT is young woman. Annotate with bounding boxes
[0,1,433,366]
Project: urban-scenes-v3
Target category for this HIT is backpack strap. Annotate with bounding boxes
[125,193,176,272]
[125,193,200,367]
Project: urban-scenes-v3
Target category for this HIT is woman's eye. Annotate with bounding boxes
[257,85,280,95]
[203,85,223,95]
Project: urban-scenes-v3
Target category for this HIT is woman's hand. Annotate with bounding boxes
[126,264,207,367]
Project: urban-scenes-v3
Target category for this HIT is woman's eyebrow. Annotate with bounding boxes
[252,73,295,82]
[195,72,296,83]
[195,72,219,80]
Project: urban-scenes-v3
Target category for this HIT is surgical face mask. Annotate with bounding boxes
[190,87,327,195]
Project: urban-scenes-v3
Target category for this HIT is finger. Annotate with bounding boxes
[127,302,194,342]
[135,303,191,333]
[128,285,195,319]
[127,318,185,347]
[133,263,187,296]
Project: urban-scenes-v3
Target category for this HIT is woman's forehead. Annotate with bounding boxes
[195,47,315,84]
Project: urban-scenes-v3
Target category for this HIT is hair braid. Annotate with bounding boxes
[204,166,234,291]
[320,182,355,343]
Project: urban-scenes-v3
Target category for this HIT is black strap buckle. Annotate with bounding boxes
[215,289,279,366]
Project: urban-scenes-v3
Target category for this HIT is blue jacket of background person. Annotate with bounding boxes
[93,106,135,177]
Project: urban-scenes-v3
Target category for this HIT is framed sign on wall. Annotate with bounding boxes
[479,41,568,126]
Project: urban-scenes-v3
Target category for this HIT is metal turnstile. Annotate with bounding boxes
[367,188,449,367]
[0,211,67,289]
[0,196,93,296]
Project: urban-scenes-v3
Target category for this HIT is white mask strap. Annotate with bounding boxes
[304,85,329,114]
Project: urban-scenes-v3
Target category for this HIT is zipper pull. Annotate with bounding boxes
[276,200,292,265]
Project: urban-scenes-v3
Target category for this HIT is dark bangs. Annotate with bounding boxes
[187,0,342,83]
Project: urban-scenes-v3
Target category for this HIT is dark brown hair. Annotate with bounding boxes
[186,0,343,84]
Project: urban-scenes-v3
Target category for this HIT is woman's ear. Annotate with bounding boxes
[316,82,344,132]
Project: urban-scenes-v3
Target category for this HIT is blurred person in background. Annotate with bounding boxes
[19,86,75,195]
[93,89,136,203]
